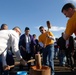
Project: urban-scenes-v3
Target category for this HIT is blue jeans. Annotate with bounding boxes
[43,44,54,75]
[4,50,14,75]
[58,50,66,66]
[54,48,59,59]
[0,54,10,75]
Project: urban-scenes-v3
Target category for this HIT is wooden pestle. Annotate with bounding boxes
[44,21,51,47]
[46,21,51,30]
[5,59,35,70]
[35,54,42,69]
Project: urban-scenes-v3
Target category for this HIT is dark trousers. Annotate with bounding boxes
[0,50,14,75]
[4,50,14,75]
[0,55,3,75]
[6,50,14,66]
[20,50,31,70]
[65,49,74,69]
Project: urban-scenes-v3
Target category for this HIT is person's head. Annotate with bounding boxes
[33,34,36,39]
[74,37,76,40]
[13,26,21,36]
[1,24,8,30]
[55,38,58,41]
[25,27,30,35]
[61,3,76,18]
[39,26,46,34]
[61,32,64,37]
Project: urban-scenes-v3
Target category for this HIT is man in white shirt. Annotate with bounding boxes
[0,26,26,72]
[0,23,8,75]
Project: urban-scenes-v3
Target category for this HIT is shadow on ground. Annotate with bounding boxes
[55,71,76,75]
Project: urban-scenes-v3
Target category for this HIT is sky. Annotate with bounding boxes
[0,0,76,38]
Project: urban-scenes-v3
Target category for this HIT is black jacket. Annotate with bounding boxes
[57,37,66,50]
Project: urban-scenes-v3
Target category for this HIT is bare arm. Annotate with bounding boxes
[48,36,55,40]
[63,32,70,40]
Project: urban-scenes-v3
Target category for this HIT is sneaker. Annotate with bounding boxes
[62,64,65,67]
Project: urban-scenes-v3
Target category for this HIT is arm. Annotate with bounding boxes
[48,35,55,40]
[47,31,55,40]
[19,35,26,51]
[11,34,27,66]
[11,35,22,60]
[63,20,74,40]
[38,36,45,48]
[63,32,70,40]
[2,50,11,71]
[39,42,44,47]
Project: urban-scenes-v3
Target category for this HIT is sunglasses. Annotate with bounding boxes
[40,30,43,32]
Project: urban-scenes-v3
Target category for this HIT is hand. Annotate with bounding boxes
[20,46,26,51]
[20,58,27,66]
[3,65,10,71]
[37,51,40,54]
[34,46,36,53]
[46,33,49,38]
[43,44,46,48]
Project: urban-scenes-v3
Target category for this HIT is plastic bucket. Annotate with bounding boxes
[17,71,27,75]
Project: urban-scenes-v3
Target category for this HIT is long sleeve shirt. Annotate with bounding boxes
[0,30,22,66]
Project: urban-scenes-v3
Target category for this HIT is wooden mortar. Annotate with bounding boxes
[29,66,51,75]
[29,54,51,75]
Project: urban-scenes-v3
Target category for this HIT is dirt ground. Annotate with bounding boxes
[8,57,76,75]
[54,59,76,75]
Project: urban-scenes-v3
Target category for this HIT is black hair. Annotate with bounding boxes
[61,3,75,12]
[33,34,36,37]
[39,26,44,30]
[13,26,21,31]
[1,24,7,30]
[25,27,30,31]
[61,32,64,37]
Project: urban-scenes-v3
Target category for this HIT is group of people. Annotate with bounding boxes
[59,2,76,72]
[54,33,76,71]
[0,2,76,75]
[54,2,76,73]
